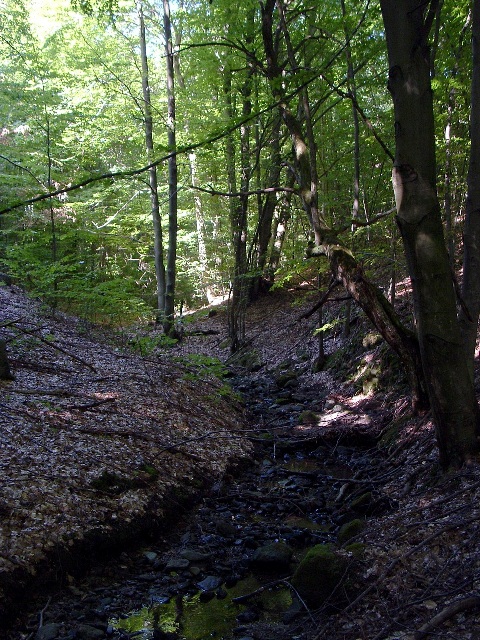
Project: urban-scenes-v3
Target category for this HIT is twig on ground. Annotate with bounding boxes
[414,596,480,639]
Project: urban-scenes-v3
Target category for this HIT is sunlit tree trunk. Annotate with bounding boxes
[253,110,282,294]
[189,152,214,303]
[138,0,166,318]
[162,0,178,336]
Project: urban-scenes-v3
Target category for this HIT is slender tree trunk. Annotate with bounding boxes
[189,152,213,303]
[254,110,282,291]
[162,0,178,336]
[268,175,293,274]
[341,0,360,340]
[228,8,254,352]
[460,0,480,382]
[381,0,479,468]
[138,1,166,317]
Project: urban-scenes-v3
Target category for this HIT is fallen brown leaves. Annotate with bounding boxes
[0,285,252,618]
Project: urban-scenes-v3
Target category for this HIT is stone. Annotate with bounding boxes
[250,542,293,572]
[214,518,237,537]
[197,575,223,591]
[143,551,158,562]
[291,543,349,607]
[165,557,190,571]
[349,491,373,514]
[274,370,298,389]
[35,624,61,640]
[74,624,105,640]
[180,549,211,562]
[337,519,365,545]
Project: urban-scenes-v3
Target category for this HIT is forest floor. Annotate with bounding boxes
[2,281,480,640]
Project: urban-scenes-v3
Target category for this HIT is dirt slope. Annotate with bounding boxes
[0,284,252,624]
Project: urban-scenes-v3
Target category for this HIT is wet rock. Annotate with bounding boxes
[180,549,211,563]
[144,551,158,562]
[165,557,190,571]
[74,624,105,639]
[197,575,223,591]
[291,543,349,607]
[337,519,365,545]
[35,623,61,640]
[250,542,293,572]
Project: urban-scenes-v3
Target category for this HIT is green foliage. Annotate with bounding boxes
[0,0,472,333]
[129,333,178,356]
[180,354,229,380]
[313,318,342,336]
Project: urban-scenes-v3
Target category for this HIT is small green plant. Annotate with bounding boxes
[129,334,178,356]
[180,354,228,380]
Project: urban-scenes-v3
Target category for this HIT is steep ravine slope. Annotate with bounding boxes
[0,284,252,625]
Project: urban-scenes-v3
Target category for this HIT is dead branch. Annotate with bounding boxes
[414,596,480,639]
[65,398,117,411]
[297,279,340,321]
[313,514,480,640]
[232,578,288,603]
[11,325,96,371]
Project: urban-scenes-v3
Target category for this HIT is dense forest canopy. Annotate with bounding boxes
[1,0,480,469]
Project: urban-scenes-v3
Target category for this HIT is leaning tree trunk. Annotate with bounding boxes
[380,0,479,468]
[261,0,427,411]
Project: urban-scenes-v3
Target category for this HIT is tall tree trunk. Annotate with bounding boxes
[189,152,213,303]
[162,0,178,337]
[268,175,293,274]
[138,1,166,317]
[460,0,480,382]
[341,0,360,339]
[228,8,254,352]
[253,110,282,293]
[381,0,479,468]
[261,0,427,411]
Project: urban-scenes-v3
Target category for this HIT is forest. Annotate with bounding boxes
[2,1,480,638]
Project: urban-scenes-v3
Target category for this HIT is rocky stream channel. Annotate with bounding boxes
[8,363,388,640]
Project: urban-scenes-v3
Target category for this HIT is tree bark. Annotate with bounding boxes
[138,1,166,317]
[228,8,254,352]
[380,0,479,468]
[0,339,13,380]
[460,0,480,382]
[162,0,178,337]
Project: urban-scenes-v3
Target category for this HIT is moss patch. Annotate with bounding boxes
[338,519,365,545]
[291,544,349,607]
